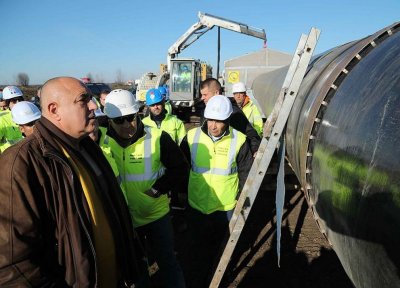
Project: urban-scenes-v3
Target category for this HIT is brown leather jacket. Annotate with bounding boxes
[0,118,141,287]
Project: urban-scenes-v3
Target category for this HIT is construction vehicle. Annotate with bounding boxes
[135,12,266,113]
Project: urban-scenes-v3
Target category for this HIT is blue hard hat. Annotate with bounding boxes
[146,88,163,105]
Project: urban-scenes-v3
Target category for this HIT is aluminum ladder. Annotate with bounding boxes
[209,27,320,288]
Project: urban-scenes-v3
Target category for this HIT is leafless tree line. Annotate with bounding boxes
[16,73,30,86]
[14,69,127,86]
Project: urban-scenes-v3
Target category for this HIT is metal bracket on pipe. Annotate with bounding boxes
[209,27,320,288]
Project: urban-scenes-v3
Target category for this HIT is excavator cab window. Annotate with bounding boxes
[171,62,193,93]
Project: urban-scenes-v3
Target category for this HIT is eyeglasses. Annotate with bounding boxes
[24,120,38,127]
[112,114,136,124]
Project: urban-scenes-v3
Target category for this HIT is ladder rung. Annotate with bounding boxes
[209,27,320,288]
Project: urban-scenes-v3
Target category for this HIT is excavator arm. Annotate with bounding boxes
[167,11,267,69]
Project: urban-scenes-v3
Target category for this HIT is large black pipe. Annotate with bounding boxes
[252,22,400,288]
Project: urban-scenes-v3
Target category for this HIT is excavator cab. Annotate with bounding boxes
[169,59,202,107]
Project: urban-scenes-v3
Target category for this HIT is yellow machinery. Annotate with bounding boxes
[136,11,266,109]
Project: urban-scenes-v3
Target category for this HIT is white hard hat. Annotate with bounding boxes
[3,86,23,100]
[204,95,233,121]
[11,101,41,125]
[232,82,246,94]
[104,89,140,118]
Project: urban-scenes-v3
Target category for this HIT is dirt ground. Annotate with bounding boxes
[218,173,353,288]
[143,119,354,287]
[163,160,354,288]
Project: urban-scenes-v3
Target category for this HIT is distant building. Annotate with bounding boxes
[223,48,292,95]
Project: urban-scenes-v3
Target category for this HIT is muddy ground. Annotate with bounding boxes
[148,159,354,288]
[140,118,354,287]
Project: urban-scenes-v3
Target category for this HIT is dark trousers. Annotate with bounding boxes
[183,206,233,288]
[137,213,186,288]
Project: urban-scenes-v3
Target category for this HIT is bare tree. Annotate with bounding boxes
[115,69,124,84]
[17,73,30,86]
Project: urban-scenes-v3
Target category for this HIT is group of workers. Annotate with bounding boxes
[0,76,264,288]
[0,86,42,153]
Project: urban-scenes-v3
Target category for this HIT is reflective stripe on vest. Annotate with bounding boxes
[101,127,169,227]
[103,130,165,182]
[142,114,185,144]
[190,127,239,175]
[244,105,255,123]
[125,130,166,181]
[187,126,246,214]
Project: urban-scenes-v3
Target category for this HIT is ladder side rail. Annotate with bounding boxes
[263,34,308,138]
[229,29,319,232]
[227,35,305,232]
[209,27,320,288]
[239,34,311,220]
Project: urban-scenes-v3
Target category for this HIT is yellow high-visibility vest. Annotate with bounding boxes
[165,101,172,115]
[242,101,263,137]
[98,127,120,177]
[101,127,169,227]
[187,126,246,214]
[0,110,23,153]
[142,113,186,145]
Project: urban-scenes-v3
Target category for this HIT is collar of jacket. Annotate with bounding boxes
[242,95,250,108]
[35,117,89,154]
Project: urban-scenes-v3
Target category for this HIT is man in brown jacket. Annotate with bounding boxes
[0,77,142,287]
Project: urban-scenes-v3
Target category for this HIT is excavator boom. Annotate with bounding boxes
[167,11,266,69]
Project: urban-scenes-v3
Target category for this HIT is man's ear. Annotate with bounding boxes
[47,102,61,121]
